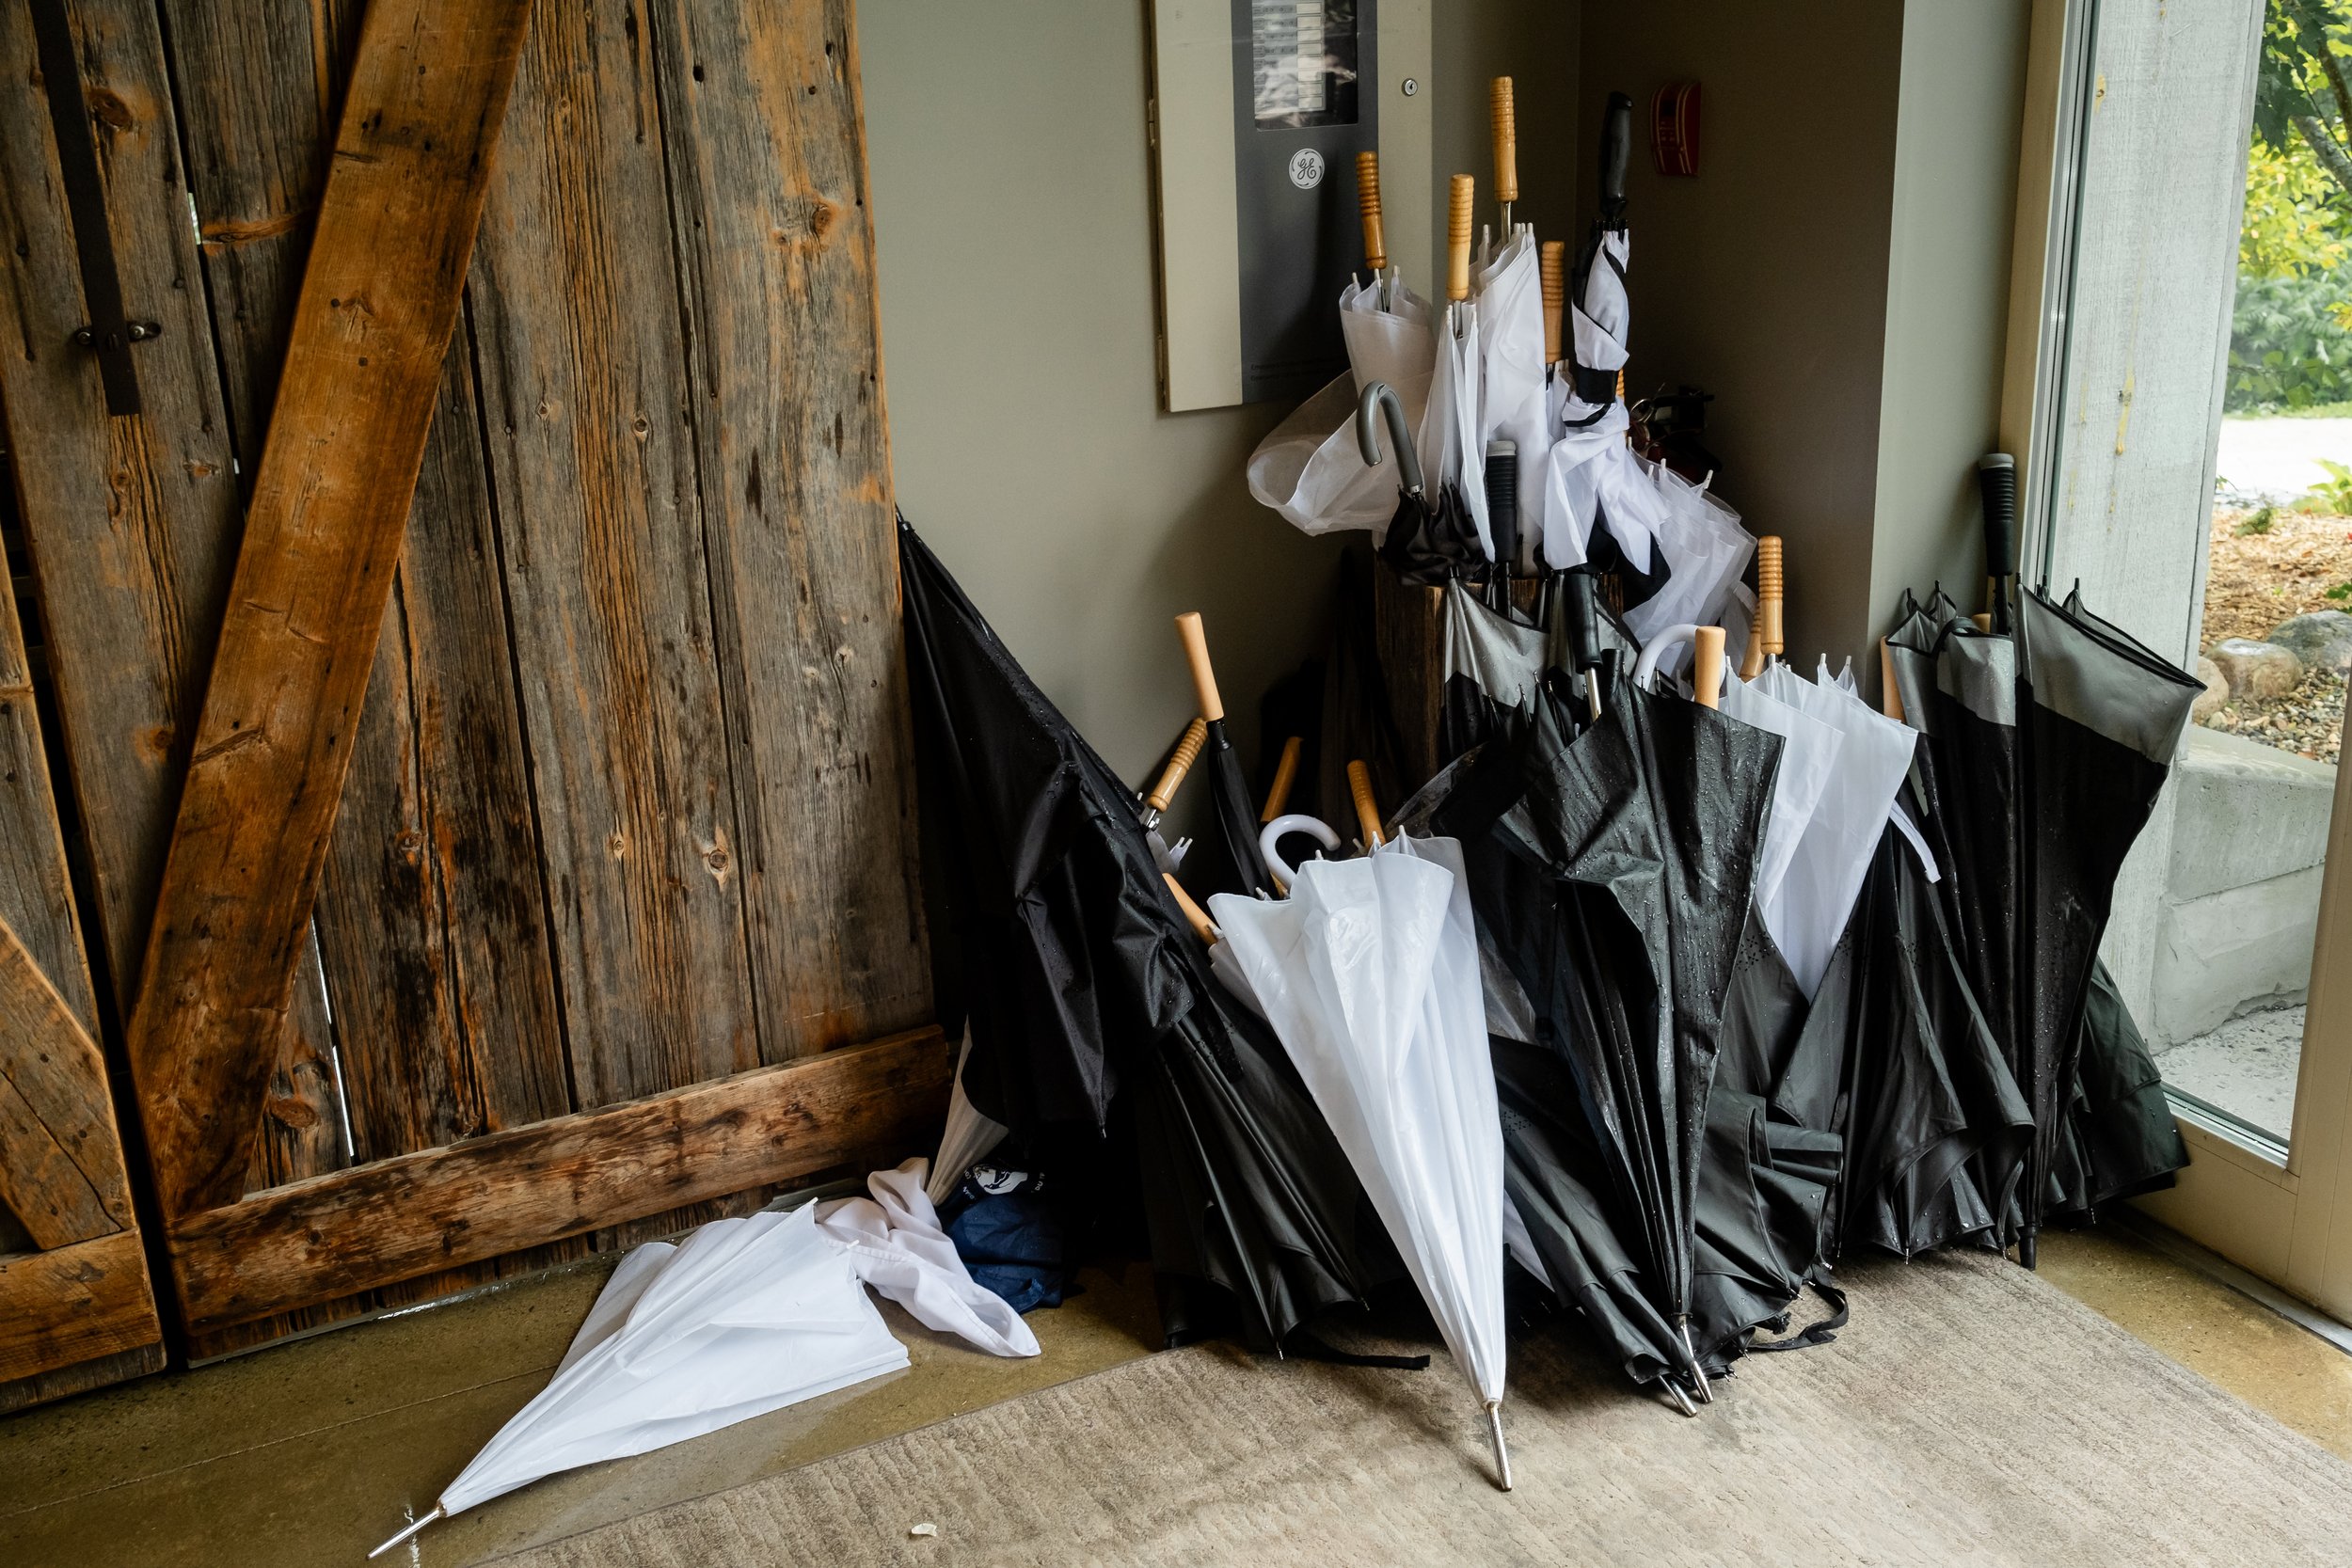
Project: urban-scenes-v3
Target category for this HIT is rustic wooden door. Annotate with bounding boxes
[0,481,165,1410]
[0,0,943,1361]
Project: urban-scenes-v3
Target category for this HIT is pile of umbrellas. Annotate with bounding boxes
[366,84,2216,1549]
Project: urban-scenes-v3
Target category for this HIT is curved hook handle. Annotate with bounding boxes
[1629,623,1702,691]
[1260,814,1343,888]
[1356,381,1424,498]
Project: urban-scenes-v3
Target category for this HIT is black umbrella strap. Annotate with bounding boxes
[1748,1277,1849,1354]
[1282,1329,1431,1370]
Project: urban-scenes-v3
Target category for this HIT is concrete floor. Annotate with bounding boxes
[2,1226,2346,1567]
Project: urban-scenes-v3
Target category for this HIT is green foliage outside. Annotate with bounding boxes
[2230,2,2352,411]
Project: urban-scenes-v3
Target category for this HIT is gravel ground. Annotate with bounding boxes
[2201,504,2348,764]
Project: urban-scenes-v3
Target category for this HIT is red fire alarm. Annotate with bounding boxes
[1652,82,1700,177]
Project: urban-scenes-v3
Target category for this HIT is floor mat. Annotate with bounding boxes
[496,1250,2352,1567]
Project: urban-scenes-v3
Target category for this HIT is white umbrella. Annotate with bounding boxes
[1714,669,1845,966]
[1209,834,1512,1489]
[1247,278,1436,536]
[1754,657,1920,996]
[370,1201,907,1556]
[1476,230,1549,570]
[1621,463,1756,661]
[371,1164,1035,1557]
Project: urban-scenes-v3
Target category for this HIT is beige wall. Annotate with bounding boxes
[1578,1,2030,671]
[861,0,1572,803]
[1869,0,2032,626]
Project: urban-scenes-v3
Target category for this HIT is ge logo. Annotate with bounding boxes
[1287,149,1326,190]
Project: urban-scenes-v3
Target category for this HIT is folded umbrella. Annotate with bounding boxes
[371,1201,910,1556]
[1176,611,1279,900]
[900,523,1390,1348]
[2012,584,2203,1250]
[1429,665,1778,1403]
[1213,834,1512,1486]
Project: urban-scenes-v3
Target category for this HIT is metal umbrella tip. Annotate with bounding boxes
[368,1504,445,1560]
[1486,1402,1515,1491]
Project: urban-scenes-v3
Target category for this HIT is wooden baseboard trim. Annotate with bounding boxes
[166,1026,952,1335]
[0,1229,165,1383]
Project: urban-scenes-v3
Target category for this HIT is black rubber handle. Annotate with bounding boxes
[1977,453,2017,580]
[1598,92,1634,220]
[1485,440,1519,576]
[1564,569,1601,673]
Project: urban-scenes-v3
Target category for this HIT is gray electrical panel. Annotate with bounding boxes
[1153,0,1414,412]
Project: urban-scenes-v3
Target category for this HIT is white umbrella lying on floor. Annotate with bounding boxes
[371,1162,1033,1557]
[1210,833,1512,1489]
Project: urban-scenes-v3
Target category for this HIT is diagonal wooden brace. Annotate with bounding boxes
[125,0,536,1222]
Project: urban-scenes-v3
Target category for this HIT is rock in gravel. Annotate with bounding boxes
[2268,610,2352,675]
[2192,656,2229,721]
[2212,637,2303,701]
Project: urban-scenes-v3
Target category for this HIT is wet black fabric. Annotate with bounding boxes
[1493,1037,1685,1385]
[1377,483,1487,587]
[2051,958,2191,1213]
[1190,714,1277,902]
[1435,682,1779,1386]
[1316,550,1415,832]
[899,521,1388,1349]
[2013,587,2203,1243]
[1837,826,2032,1259]
[1691,911,1851,1364]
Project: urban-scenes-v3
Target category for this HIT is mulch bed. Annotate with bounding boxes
[2201,505,2348,765]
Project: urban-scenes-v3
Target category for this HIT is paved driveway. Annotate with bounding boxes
[2217,417,2352,503]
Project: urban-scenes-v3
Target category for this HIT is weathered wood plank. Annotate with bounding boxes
[0,0,242,990]
[650,0,929,1060]
[0,1229,162,1384]
[315,350,573,1159]
[0,518,97,1037]
[0,911,131,1243]
[0,1339,165,1416]
[0,0,350,1199]
[168,1025,951,1333]
[124,0,536,1221]
[469,0,759,1104]
[159,0,569,1169]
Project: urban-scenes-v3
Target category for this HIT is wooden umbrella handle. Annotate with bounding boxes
[1447,175,1475,302]
[1173,611,1224,722]
[1756,536,1785,658]
[1692,626,1726,709]
[1540,241,1565,365]
[1490,77,1518,206]
[1164,873,1217,945]
[1739,623,1765,681]
[1148,717,1208,814]
[1260,736,1303,824]
[1347,760,1385,849]
[1357,150,1386,273]
[1879,638,1905,721]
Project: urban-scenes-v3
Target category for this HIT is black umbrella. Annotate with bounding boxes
[1835,820,2032,1259]
[1430,676,1779,1401]
[1176,610,1277,900]
[2012,584,2203,1252]
[899,522,1391,1349]
[1436,575,1636,765]
[1363,380,1486,586]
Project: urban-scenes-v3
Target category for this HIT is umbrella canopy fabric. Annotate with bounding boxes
[1246,280,1436,536]
[1478,230,1550,569]
[1837,826,2033,1259]
[405,1202,910,1543]
[1753,658,1919,999]
[1716,672,1842,973]
[2013,587,2202,1242]
[1432,682,1780,1392]
[1211,835,1510,1476]
[899,522,1390,1347]
[1490,1036,1688,1387]
[1435,578,1639,767]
